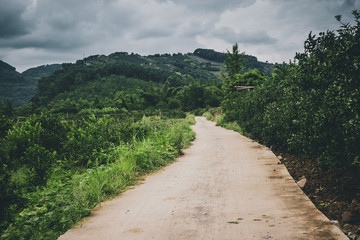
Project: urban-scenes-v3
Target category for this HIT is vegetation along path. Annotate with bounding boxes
[59,117,347,240]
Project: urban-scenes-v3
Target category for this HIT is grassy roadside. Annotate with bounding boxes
[1,115,195,240]
[202,109,248,135]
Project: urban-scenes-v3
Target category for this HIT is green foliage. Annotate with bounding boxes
[0,114,13,138]
[221,12,360,168]
[61,115,151,168]
[23,48,274,115]
[224,43,249,80]
[31,53,223,109]
[0,113,195,239]
[0,113,68,232]
[202,111,215,121]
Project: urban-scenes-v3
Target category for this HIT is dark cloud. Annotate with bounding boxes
[0,0,31,38]
[1,0,137,50]
[1,0,359,71]
[342,0,359,8]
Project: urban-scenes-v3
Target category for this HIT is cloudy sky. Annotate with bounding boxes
[0,0,359,72]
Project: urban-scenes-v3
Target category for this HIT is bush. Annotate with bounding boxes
[1,116,195,239]
[221,12,360,168]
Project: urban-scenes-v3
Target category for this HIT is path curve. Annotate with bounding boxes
[59,117,347,240]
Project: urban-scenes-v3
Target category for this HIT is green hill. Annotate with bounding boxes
[22,64,62,82]
[31,50,273,111]
[0,60,25,107]
[1,49,273,109]
[0,61,62,107]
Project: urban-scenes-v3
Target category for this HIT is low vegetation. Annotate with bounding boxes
[0,113,195,239]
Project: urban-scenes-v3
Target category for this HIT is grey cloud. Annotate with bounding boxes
[157,0,256,12]
[275,0,359,24]
[341,0,360,9]
[0,0,32,38]
[212,27,277,45]
[0,32,86,50]
[1,0,359,71]
[1,0,136,50]
[132,28,175,40]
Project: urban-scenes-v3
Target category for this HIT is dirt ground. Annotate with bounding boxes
[277,152,360,239]
[59,117,348,240]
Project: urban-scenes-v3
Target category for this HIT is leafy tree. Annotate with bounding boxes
[220,11,360,168]
[224,43,247,78]
[222,43,249,96]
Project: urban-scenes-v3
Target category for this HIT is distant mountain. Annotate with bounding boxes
[31,50,273,110]
[0,61,62,107]
[0,60,24,84]
[1,49,273,108]
[22,64,62,82]
[0,60,26,107]
[32,52,222,108]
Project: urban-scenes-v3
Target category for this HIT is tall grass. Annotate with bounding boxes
[202,109,249,136]
[1,115,195,240]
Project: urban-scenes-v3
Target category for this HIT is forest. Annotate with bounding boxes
[1,11,359,239]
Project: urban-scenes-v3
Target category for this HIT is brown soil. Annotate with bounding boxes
[277,152,360,238]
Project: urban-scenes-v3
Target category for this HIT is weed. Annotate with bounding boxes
[1,116,195,239]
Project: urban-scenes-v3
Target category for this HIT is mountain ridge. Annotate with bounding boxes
[1,49,273,107]
[0,61,62,107]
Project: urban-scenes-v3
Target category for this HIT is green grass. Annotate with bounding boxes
[202,111,215,121]
[202,110,249,136]
[1,115,195,240]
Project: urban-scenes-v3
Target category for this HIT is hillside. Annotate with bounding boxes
[0,60,23,83]
[22,64,62,82]
[0,61,62,107]
[0,60,25,107]
[1,49,272,108]
[31,50,273,112]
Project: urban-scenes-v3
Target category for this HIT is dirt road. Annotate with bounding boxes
[59,117,347,240]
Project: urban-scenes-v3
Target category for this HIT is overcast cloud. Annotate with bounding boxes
[0,0,359,72]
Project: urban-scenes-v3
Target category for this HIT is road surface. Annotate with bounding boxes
[59,117,347,240]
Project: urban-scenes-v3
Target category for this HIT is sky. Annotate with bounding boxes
[0,0,359,72]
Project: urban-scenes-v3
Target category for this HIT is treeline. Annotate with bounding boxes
[219,11,360,168]
[31,78,222,116]
[32,62,171,107]
[194,48,227,62]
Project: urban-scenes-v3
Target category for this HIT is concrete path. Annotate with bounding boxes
[59,117,347,240]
